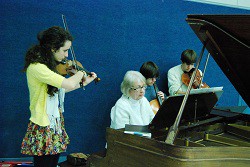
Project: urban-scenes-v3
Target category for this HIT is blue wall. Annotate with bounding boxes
[0,0,249,157]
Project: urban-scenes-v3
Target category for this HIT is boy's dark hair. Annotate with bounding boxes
[181,49,197,65]
[140,61,159,79]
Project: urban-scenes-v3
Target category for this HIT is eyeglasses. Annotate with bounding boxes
[131,86,147,92]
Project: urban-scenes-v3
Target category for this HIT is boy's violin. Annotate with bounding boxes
[181,68,209,89]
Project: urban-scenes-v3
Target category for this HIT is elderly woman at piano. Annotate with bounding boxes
[110,70,155,129]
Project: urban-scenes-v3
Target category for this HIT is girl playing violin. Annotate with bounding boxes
[21,26,97,167]
[168,49,204,96]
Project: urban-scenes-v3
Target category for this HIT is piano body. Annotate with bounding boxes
[87,15,250,167]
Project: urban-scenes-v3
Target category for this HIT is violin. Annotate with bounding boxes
[181,68,209,89]
[149,83,163,115]
[56,59,100,83]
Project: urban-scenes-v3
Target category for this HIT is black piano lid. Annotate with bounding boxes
[186,15,250,107]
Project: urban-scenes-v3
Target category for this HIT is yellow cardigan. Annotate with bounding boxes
[26,63,64,126]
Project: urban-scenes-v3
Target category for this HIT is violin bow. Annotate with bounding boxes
[61,14,80,70]
[198,53,210,89]
[61,14,101,84]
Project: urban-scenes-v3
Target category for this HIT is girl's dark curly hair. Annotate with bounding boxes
[23,26,73,96]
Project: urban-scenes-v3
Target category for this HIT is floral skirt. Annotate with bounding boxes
[21,112,70,156]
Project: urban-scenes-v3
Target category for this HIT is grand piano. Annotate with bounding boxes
[87,15,250,167]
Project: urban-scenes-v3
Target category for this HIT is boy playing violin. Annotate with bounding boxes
[168,49,203,96]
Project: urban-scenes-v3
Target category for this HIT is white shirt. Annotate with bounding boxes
[168,64,203,96]
[168,64,186,96]
[110,95,155,129]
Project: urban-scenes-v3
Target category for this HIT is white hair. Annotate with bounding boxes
[120,70,146,96]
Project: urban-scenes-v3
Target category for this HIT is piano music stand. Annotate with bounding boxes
[149,90,223,130]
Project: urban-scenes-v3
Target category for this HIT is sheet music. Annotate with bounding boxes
[190,86,223,94]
